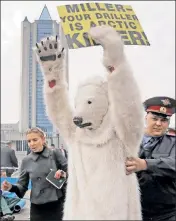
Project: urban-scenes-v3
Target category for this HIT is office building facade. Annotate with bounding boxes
[19,5,67,134]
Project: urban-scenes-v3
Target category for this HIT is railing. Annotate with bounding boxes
[1,132,60,151]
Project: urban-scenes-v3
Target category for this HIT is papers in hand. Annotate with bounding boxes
[46,170,66,189]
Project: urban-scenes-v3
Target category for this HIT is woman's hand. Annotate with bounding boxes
[1,180,12,191]
[54,170,66,179]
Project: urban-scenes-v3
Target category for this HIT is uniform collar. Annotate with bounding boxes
[30,147,50,161]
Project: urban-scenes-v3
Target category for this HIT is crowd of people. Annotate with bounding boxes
[1,96,176,221]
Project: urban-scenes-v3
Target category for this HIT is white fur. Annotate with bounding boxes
[34,25,144,220]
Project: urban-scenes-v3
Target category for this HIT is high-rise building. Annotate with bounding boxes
[19,5,68,134]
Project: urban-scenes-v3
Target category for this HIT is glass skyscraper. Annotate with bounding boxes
[19,5,67,135]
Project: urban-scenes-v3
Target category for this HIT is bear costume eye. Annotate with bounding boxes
[88,101,92,104]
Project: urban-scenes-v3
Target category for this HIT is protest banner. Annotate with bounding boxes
[57,3,150,49]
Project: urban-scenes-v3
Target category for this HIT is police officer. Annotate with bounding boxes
[126,96,176,221]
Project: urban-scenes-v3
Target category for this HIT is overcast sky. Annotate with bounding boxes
[1,1,175,125]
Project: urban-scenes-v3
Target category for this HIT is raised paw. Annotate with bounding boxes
[34,36,65,63]
[89,25,124,68]
[89,25,122,48]
[33,36,66,89]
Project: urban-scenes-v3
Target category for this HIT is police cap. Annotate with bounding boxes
[143,96,176,118]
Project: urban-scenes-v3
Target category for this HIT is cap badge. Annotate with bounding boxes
[160,107,167,113]
[161,99,171,106]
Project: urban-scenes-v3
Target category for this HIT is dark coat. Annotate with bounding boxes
[137,134,176,218]
[10,147,67,205]
[1,146,18,176]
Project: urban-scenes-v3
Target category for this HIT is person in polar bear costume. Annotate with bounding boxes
[34,25,144,220]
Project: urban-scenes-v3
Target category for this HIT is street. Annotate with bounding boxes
[13,190,30,220]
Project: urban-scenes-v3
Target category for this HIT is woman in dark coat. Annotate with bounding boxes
[1,127,68,221]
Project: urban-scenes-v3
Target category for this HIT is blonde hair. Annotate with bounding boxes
[26,127,48,147]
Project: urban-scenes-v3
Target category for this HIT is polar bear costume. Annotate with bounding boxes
[34,26,144,220]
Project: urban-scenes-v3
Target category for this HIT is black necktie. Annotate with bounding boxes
[144,137,156,148]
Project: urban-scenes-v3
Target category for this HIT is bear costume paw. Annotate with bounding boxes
[34,36,66,89]
[89,25,124,70]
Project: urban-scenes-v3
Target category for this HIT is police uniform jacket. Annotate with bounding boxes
[10,147,67,205]
[137,134,176,216]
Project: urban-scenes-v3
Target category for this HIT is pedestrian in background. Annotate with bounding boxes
[1,127,68,221]
[50,143,55,149]
[60,144,68,159]
[1,141,18,177]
